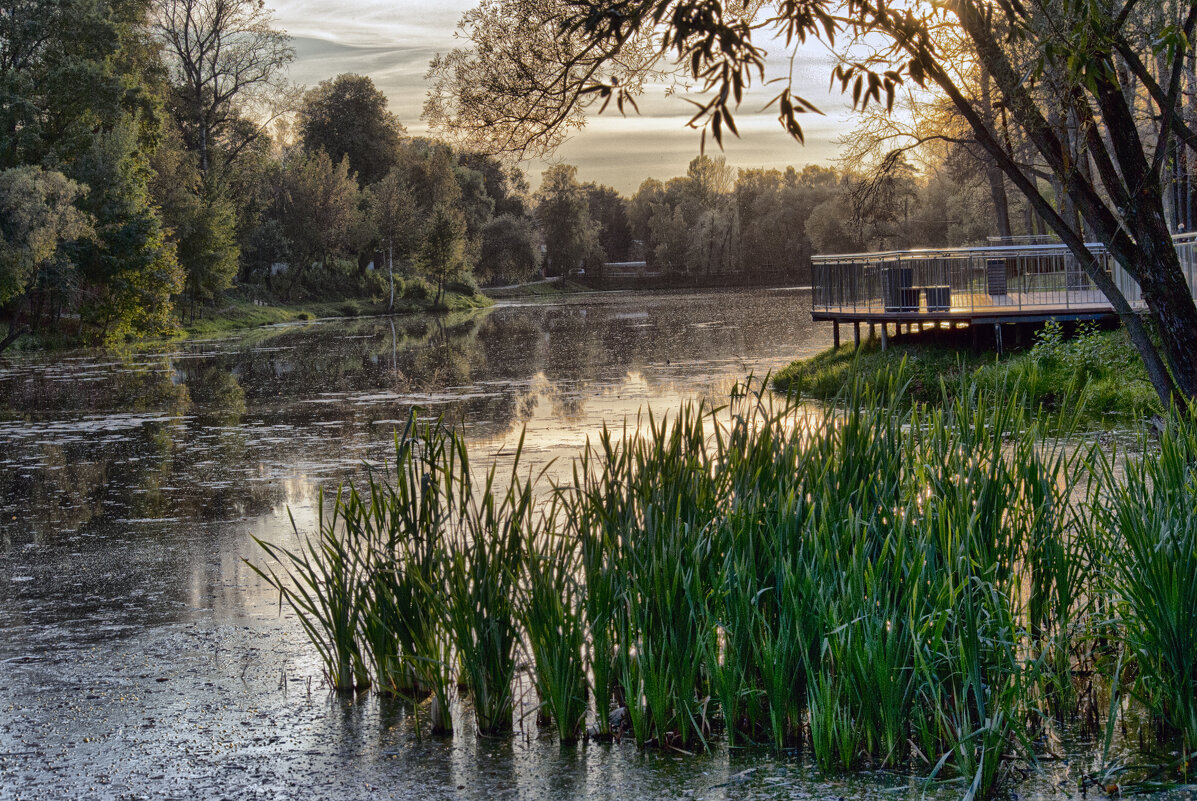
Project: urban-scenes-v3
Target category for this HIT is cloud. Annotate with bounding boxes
[272,0,853,192]
[524,79,857,192]
[273,0,467,47]
[288,36,438,119]
[540,110,851,193]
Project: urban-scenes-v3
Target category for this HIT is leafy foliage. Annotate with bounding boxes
[479,214,540,285]
[417,204,468,306]
[0,167,93,310]
[535,164,602,274]
[299,74,405,187]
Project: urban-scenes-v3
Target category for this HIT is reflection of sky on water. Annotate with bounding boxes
[0,289,841,799]
[0,289,826,641]
[0,289,826,558]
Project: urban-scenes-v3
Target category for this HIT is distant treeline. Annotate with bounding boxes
[0,0,1010,352]
[549,142,1016,287]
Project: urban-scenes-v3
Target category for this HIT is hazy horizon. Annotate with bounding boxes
[274,0,858,194]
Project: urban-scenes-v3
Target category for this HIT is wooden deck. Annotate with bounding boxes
[810,236,1197,350]
[811,290,1122,325]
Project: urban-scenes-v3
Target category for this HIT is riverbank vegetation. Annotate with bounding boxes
[175,285,491,339]
[432,0,1197,412]
[2,0,1047,355]
[774,321,1160,428]
[1,0,537,353]
[253,377,1197,797]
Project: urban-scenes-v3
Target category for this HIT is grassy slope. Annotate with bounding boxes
[179,291,492,339]
[481,279,592,299]
[773,326,1160,427]
[773,341,989,405]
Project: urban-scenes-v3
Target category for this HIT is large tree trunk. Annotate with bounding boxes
[199,124,209,178]
[936,5,1197,408]
[1129,199,1197,404]
[979,71,1012,239]
[923,49,1186,408]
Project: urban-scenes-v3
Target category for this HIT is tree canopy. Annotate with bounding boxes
[430,0,1197,407]
[153,0,294,178]
[536,164,602,274]
[298,74,405,187]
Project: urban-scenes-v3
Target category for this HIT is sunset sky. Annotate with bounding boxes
[272,0,858,193]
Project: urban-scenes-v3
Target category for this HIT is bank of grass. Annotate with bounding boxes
[180,287,491,338]
[2,280,492,352]
[773,321,1160,427]
[482,278,591,298]
[772,339,986,404]
[252,380,1197,797]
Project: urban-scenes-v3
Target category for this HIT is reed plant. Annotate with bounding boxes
[570,428,627,738]
[439,432,534,735]
[1098,409,1197,752]
[520,505,588,741]
[251,367,1197,797]
[251,493,370,692]
[366,420,465,733]
[569,406,724,748]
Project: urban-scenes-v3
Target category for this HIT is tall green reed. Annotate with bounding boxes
[251,365,1197,799]
[570,406,724,749]
[250,493,370,692]
[570,428,626,738]
[436,431,534,736]
[1098,409,1197,751]
[366,419,465,733]
[520,503,588,741]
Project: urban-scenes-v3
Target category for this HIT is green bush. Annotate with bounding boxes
[403,277,432,301]
[445,277,479,296]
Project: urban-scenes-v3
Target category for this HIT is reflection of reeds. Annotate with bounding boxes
[250,372,1197,797]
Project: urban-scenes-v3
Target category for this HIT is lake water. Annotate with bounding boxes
[0,289,1183,799]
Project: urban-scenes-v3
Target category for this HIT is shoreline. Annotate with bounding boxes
[2,290,494,353]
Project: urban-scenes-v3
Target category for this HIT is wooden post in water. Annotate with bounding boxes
[833,321,840,349]
[880,323,889,351]
[994,323,1003,355]
[853,321,861,349]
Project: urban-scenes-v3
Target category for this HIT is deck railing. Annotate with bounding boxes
[812,232,1197,316]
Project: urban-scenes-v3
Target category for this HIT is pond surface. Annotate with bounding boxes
[0,289,1182,800]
